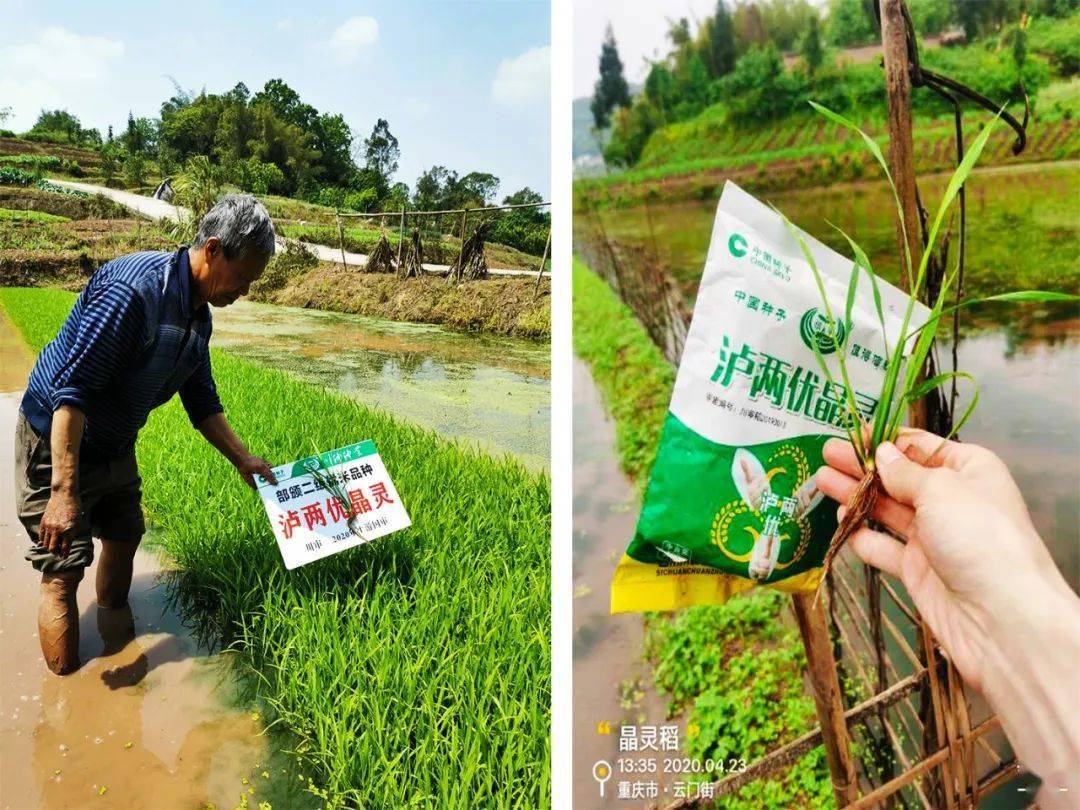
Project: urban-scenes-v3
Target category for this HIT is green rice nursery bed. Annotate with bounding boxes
[0,286,551,809]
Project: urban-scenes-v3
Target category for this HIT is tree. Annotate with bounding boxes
[734,3,768,50]
[704,0,738,78]
[590,24,632,130]
[251,79,316,131]
[503,187,544,206]
[413,165,454,210]
[908,0,955,36]
[312,112,355,184]
[362,119,399,197]
[123,112,157,154]
[28,109,92,145]
[800,14,825,77]
[0,106,10,126]
[456,172,500,207]
[826,0,876,47]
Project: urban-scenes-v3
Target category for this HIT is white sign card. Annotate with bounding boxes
[256,440,411,570]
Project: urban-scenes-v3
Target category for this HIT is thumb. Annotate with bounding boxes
[875,441,933,507]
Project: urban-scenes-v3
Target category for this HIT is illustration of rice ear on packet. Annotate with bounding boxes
[611,181,929,613]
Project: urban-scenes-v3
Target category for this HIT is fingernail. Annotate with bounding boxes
[876,442,902,466]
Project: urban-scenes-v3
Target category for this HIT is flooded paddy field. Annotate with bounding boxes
[212,300,550,471]
[0,287,551,807]
[577,160,1080,307]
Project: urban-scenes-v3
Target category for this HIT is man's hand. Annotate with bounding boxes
[234,453,277,489]
[196,413,277,489]
[40,488,82,557]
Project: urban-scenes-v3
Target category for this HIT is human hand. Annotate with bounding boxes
[234,454,277,489]
[815,429,1063,693]
[816,429,1080,803]
[40,488,82,558]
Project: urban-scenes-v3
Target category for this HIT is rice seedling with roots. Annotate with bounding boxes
[776,102,1077,598]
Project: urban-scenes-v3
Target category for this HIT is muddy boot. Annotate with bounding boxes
[39,570,84,675]
[96,538,140,609]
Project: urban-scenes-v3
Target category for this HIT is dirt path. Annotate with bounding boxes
[0,312,276,809]
[47,179,542,278]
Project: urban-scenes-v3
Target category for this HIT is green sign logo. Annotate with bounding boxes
[799,307,847,355]
[728,233,748,258]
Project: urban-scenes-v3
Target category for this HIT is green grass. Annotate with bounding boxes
[572,258,833,805]
[0,286,551,809]
[578,105,1080,209]
[0,206,69,223]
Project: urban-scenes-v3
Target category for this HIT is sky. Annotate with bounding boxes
[0,0,551,199]
[573,0,829,100]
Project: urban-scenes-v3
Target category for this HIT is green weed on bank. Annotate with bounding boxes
[0,286,551,809]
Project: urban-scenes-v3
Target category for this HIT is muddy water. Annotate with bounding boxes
[211,300,550,471]
[573,359,679,809]
[0,313,305,809]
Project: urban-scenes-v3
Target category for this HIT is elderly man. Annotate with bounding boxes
[15,194,279,675]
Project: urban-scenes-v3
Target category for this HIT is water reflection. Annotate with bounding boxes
[212,300,550,471]
[572,359,678,809]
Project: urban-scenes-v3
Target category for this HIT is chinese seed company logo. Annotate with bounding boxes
[798,307,847,355]
[728,232,748,258]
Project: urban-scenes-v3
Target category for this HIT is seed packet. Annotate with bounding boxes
[257,440,410,570]
[611,181,929,613]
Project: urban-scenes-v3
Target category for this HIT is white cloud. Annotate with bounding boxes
[491,46,550,112]
[0,27,124,129]
[328,16,379,65]
[1,26,123,83]
[276,19,294,32]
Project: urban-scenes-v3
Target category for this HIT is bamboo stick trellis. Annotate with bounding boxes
[577,1,1032,805]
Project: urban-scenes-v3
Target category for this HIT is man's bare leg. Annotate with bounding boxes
[96,538,140,610]
[38,570,83,675]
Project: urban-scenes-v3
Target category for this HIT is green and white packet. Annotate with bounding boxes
[612,181,928,613]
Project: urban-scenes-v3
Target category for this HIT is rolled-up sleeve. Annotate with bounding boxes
[179,350,223,427]
[51,284,147,413]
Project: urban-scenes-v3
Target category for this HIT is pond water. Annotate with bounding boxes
[0,313,316,809]
[572,359,676,809]
[212,300,551,471]
[577,160,1080,307]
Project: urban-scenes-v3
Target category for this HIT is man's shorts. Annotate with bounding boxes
[14,410,145,574]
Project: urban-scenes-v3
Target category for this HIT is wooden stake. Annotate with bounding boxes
[336,210,347,270]
[533,229,551,297]
[792,593,859,806]
[397,204,406,266]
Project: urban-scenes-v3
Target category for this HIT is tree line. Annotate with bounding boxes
[13,78,548,224]
[592,0,1077,167]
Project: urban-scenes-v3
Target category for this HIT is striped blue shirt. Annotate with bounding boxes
[21,247,223,459]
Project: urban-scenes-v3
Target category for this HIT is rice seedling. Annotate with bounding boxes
[775,102,1078,588]
[0,286,551,808]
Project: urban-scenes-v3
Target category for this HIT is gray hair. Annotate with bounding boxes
[193,194,276,260]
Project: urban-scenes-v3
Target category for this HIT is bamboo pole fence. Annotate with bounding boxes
[323,200,550,277]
